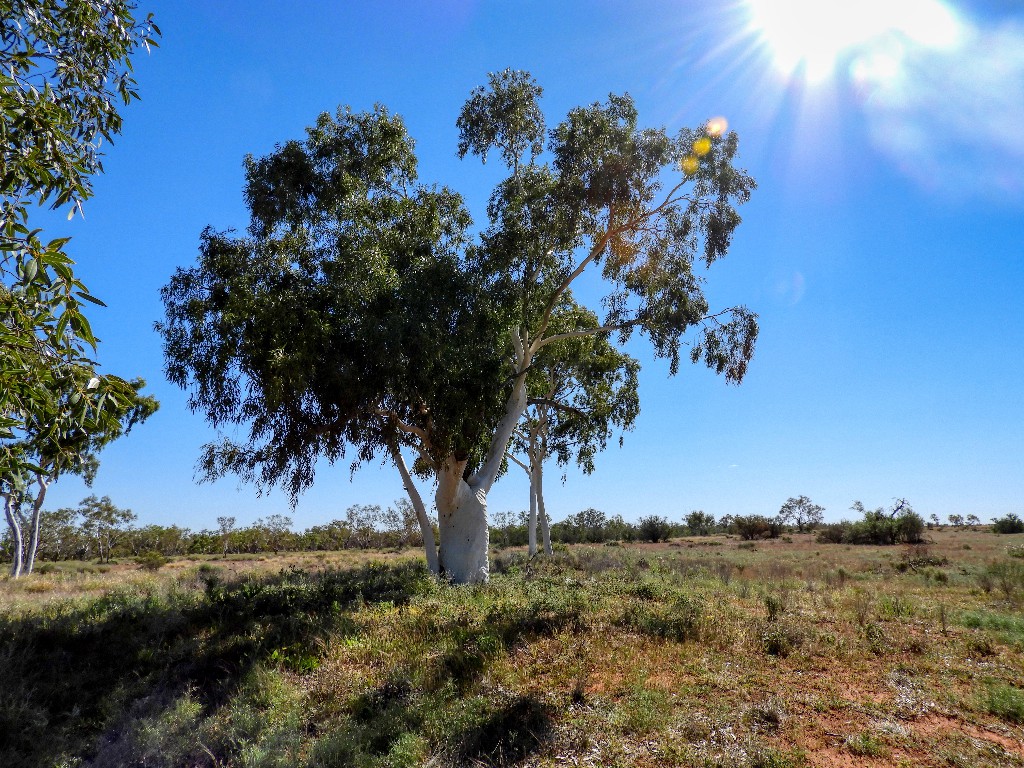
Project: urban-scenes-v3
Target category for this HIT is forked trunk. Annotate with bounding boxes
[434,333,529,583]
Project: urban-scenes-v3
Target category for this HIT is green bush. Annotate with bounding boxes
[992,514,1024,534]
[137,551,169,571]
[637,515,673,543]
[816,503,925,546]
[734,515,783,540]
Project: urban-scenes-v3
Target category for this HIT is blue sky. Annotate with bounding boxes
[40,0,1024,529]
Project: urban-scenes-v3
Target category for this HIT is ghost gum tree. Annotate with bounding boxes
[507,299,640,556]
[159,70,758,583]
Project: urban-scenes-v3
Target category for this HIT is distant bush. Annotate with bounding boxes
[816,524,845,544]
[684,510,716,536]
[993,514,1024,534]
[137,551,169,571]
[816,500,924,546]
[734,515,783,540]
[637,515,672,543]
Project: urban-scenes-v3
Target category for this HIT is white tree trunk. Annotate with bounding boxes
[528,461,539,556]
[389,442,440,575]
[24,479,49,575]
[435,460,489,583]
[3,494,24,579]
[536,463,553,555]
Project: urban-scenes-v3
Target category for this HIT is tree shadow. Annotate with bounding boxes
[0,560,429,768]
[450,693,554,767]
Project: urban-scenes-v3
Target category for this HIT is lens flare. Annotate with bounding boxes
[693,137,712,156]
[681,156,699,175]
[706,117,728,137]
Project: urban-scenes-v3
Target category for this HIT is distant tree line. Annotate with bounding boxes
[4,493,1018,567]
[0,497,429,565]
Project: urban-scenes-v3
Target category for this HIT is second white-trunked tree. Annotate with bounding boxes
[507,298,640,556]
[159,70,758,583]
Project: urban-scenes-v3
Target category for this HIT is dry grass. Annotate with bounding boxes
[1,529,1022,767]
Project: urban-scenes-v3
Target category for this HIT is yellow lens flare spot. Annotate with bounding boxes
[692,137,712,157]
[706,117,728,137]
[681,155,700,175]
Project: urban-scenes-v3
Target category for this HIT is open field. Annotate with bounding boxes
[2,529,1023,767]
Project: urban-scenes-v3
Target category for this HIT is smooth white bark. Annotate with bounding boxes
[434,330,533,583]
[24,478,49,574]
[435,459,489,583]
[535,459,553,555]
[528,464,539,556]
[3,494,24,579]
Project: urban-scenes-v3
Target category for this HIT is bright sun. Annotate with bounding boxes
[746,0,962,82]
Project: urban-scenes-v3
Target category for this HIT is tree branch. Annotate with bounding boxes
[534,320,639,351]
[505,452,530,473]
[375,408,433,450]
[527,398,586,419]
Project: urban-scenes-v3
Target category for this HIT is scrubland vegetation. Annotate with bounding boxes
[2,528,1023,768]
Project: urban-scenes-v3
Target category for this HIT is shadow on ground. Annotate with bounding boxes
[0,561,429,768]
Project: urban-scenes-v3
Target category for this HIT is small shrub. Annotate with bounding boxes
[877,593,913,620]
[745,700,785,732]
[764,592,786,621]
[616,685,671,734]
[137,551,169,571]
[844,731,887,757]
[965,635,996,658]
[847,589,873,627]
[23,581,55,593]
[988,560,1024,599]
[619,594,705,643]
[863,622,887,654]
[757,619,803,657]
[983,683,1024,723]
[715,561,733,585]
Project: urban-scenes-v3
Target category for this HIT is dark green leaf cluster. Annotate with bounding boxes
[457,69,545,171]
[1,0,158,208]
[160,107,509,499]
[992,514,1024,534]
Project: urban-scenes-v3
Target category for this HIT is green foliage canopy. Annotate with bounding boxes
[160,70,758,503]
